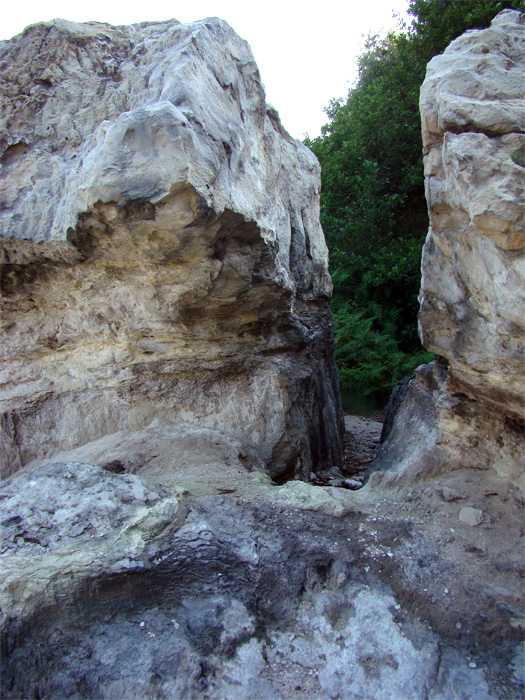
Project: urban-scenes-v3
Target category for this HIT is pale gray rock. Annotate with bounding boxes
[419,9,525,420]
[434,484,467,502]
[420,11,525,145]
[264,585,441,700]
[371,361,524,491]
[22,421,353,515]
[459,506,484,526]
[374,11,525,496]
[428,649,498,700]
[0,18,343,479]
[0,461,185,624]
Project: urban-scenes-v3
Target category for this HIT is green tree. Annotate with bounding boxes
[306,0,524,408]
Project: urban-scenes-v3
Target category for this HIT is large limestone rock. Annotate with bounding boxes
[0,18,344,479]
[373,10,525,492]
[419,9,525,419]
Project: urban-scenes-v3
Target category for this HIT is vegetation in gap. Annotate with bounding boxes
[305,0,525,408]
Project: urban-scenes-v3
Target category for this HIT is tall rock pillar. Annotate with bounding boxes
[372,10,524,494]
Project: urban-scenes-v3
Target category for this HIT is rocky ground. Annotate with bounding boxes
[1,416,523,700]
[341,415,383,478]
[309,415,383,490]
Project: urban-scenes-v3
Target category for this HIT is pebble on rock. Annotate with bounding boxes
[458,507,484,527]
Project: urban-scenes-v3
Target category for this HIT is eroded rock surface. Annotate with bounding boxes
[374,10,525,494]
[2,12,524,700]
[2,455,521,699]
[0,461,185,624]
[0,18,343,480]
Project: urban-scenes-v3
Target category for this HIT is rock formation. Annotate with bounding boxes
[0,17,343,480]
[2,14,524,700]
[373,10,525,495]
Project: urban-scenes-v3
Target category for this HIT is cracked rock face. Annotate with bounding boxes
[0,18,343,479]
[374,11,525,493]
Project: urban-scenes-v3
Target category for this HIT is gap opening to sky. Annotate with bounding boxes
[1,0,411,139]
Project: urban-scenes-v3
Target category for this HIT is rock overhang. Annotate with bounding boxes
[0,17,331,295]
[0,16,344,479]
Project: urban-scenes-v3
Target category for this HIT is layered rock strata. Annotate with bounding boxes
[0,18,344,479]
[373,10,525,493]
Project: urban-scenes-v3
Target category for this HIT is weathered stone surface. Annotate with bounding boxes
[0,461,185,625]
[419,11,525,145]
[419,9,525,419]
[2,14,524,700]
[371,361,524,492]
[374,11,524,494]
[21,422,353,515]
[0,18,343,479]
[2,459,513,700]
[459,506,484,527]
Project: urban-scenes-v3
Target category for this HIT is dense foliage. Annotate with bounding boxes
[306,0,524,407]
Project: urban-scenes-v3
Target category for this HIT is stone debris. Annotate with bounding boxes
[435,485,467,502]
[459,506,484,527]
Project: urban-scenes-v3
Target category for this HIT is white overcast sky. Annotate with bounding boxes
[1,1,411,140]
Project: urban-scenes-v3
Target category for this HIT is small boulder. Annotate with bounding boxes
[459,507,484,527]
